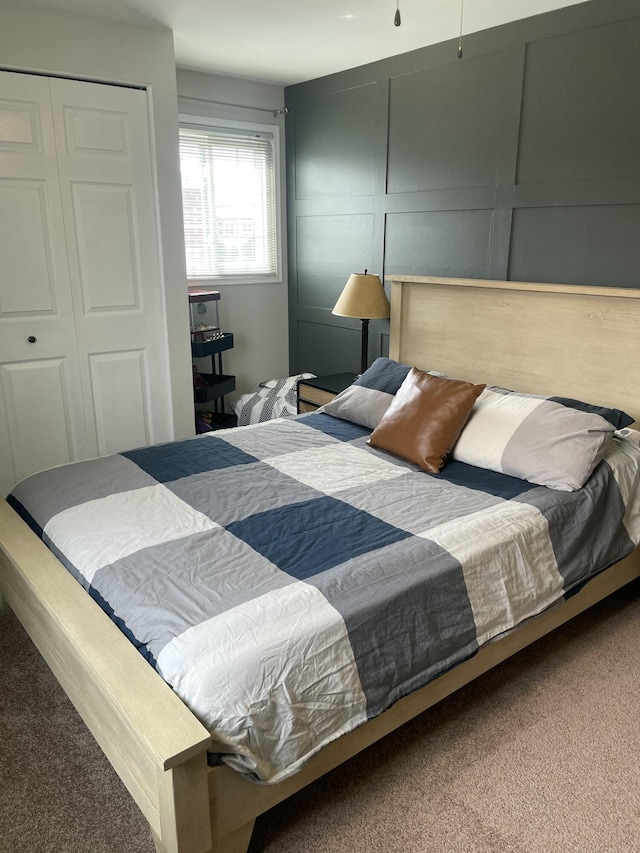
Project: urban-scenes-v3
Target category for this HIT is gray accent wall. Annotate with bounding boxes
[284,0,640,376]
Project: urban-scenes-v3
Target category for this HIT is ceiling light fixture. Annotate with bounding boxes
[394,0,401,27]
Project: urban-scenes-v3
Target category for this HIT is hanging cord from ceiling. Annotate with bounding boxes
[393,0,464,58]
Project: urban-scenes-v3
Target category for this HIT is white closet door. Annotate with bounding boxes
[49,77,173,459]
[0,71,88,496]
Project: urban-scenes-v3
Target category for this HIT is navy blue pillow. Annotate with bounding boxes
[550,396,633,430]
[353,357,411,394]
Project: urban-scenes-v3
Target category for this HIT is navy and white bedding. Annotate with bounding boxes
[8,413,640,784]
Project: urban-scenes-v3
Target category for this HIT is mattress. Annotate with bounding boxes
[8,413,640,784]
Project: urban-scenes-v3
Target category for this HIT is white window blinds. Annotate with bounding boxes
[179,124,278,280]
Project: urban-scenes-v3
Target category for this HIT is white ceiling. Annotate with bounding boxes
[14,0,588,86]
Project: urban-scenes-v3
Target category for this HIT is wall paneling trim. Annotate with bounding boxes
[285,0,640,376]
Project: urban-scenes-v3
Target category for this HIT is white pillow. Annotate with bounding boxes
[452,386,632,491]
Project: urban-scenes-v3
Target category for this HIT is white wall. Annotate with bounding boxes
[176,69,290,404]
[0,3,194,440]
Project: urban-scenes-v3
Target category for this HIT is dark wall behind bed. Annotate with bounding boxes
[284,0,640,376]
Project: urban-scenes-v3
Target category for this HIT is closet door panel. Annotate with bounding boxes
[71,183,140,311]
[0,180,56,313]
[50,77,172,458]
[0,359,79,487]
[89,350,149,456]
[0,71,87,496]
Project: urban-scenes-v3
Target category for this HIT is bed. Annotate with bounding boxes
[2,275,640,853]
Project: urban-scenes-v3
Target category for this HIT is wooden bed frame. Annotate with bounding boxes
[2,276,640,853]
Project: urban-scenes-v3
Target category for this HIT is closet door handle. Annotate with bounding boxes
[27,336,37,343]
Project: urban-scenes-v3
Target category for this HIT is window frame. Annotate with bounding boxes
[179,114,283,285]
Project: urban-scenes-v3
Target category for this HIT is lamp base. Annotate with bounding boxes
[360,318,370,375]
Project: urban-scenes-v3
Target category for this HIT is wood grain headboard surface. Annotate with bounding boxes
[387,276,640,425]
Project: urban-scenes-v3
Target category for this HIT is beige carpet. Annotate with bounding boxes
[2,579,640,852]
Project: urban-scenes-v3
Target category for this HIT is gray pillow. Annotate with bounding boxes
[320,357,411,429]
[453,385,633,491]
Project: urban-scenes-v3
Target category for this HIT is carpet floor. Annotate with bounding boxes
[2,578,640,852]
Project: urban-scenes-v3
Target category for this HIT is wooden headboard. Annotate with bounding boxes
[387,276,640,426]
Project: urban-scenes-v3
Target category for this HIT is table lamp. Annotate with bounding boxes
[332,271,390,374]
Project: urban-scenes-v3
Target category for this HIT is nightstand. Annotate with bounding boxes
[297,373,357,413]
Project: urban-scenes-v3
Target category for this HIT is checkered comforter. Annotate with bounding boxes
[8,413,640,783]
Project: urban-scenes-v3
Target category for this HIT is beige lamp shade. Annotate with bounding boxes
[332,273,390,320]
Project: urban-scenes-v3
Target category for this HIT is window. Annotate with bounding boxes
[179,118,280,282]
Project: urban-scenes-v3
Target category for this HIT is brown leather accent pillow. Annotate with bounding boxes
[367,367,486,473]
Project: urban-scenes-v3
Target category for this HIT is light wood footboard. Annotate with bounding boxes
[0,499,213,853]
